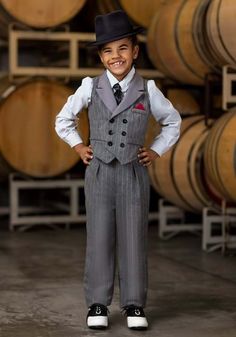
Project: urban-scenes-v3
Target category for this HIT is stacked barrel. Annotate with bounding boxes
[143,0,236,211]
[0,0,89,178]
[146,0,236,85]
[0,0,235,213]
[0,79,89,178]
[0,1,93,34]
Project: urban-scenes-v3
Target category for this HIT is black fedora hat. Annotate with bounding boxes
[89,10,143,46]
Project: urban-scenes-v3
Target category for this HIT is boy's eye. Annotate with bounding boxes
[120,46,128,50]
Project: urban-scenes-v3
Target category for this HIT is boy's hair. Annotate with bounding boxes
[98,35,138,52]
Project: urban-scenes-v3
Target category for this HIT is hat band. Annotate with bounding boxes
[96,29,136,43]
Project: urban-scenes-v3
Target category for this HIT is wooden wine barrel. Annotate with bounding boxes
[148,116,220,213]
[167,89,199,116]
[145,88,199,149]
[204,110,236,202]
[146,6,165,70]
[145,87,199,165]
[0,77,15,180]
[206,0,236,66]
[97,0,120,14]
[119,0,168,28]
[147,0,213,85]
[0,0,87,30]
[147,116,201,211]
[0,79,89,178]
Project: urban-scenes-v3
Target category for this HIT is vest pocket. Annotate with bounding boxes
[132,108,147,115]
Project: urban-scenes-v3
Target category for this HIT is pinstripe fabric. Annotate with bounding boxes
[88,72,150,164]
[84,158,150,308]
[84,71,151,308]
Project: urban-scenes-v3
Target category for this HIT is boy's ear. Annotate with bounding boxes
[98,51,103,62]
[133,45,139,60]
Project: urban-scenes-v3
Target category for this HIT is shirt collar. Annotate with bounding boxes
[106,66,135,92]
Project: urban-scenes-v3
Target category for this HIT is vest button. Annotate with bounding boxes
[120,143,125,148]
[122,119,128,124]
[108,141,113,146]
[110,118,115,123]
[108,130,113,135]
[121,131,126,136]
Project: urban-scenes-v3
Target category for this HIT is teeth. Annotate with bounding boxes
[112,61,123,66]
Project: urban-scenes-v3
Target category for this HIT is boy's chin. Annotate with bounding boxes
[110,69,130,80]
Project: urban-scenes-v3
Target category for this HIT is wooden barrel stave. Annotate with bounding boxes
[147,0,213,85]
[205,0,226,66]
[0,77,15,180]
[147,1,185,82]
[147,116,208,212]
[0,0,87,29]
[97,0,120,14]
[0,79,89,178]
[172,118,212,212]
[147,5,173,76]
[119,0,167,28]
[203,113,230,198]
[177,0,210,82]
[206,0,236,66]
[166,89,199,116]
[204,110,236,202]
[191,0,219,72]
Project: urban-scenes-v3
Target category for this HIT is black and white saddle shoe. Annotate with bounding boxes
[123,305,148,330]
[86,303,109,329]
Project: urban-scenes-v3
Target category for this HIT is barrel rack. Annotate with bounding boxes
[8,173,86,231]
[0,23,162,230]
[8,25,164,80]
[6,174,236,253]
[222,65,236,110]
[8,173,159,232]
[158,199,201,240]
[1,22,235,255]
[202,205,236,253]
[158,198,236,253]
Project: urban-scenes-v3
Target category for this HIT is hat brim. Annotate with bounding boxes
[88,27,144,47]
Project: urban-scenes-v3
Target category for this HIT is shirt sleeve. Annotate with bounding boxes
[55,76,92,147]
[147,80,182,156]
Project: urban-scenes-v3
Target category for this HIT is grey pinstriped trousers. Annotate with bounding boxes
[84,157,150,308]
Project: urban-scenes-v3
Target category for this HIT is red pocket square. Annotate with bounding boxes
[134,103,145,110]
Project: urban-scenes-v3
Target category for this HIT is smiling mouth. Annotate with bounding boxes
[110,61,124,68]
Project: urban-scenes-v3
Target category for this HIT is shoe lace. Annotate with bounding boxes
[89,303,110,314]
[121,305,142,316]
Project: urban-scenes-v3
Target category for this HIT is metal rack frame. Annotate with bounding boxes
[9,173,159,231]
[202,205,236,252]
[222,65,236,110]
[158,199,201,240]
[9,27,164,80]
[9,173,86,231]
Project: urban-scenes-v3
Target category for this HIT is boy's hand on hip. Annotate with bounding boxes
[74,144,93,165]
[138,147,159,167]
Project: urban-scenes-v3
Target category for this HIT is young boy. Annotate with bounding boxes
[55,10,181,330]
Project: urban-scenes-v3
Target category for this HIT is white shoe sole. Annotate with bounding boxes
[87,316,108,329]
[127,316,148,329]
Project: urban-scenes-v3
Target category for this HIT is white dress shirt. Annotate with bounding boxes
[55,67,181,156]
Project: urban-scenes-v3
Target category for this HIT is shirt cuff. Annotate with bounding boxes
[66,132,83,148]
[150,140,168,157]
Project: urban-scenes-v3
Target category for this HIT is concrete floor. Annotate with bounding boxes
[0,223,235,337]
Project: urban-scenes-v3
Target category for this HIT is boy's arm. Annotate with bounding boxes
[138,80,181,167]
[55,77,92,148]
[148,80,182,157]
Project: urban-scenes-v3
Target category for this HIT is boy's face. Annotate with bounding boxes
[98,37,139,81]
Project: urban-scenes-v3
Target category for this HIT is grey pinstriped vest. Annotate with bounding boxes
[88,71,151,164]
